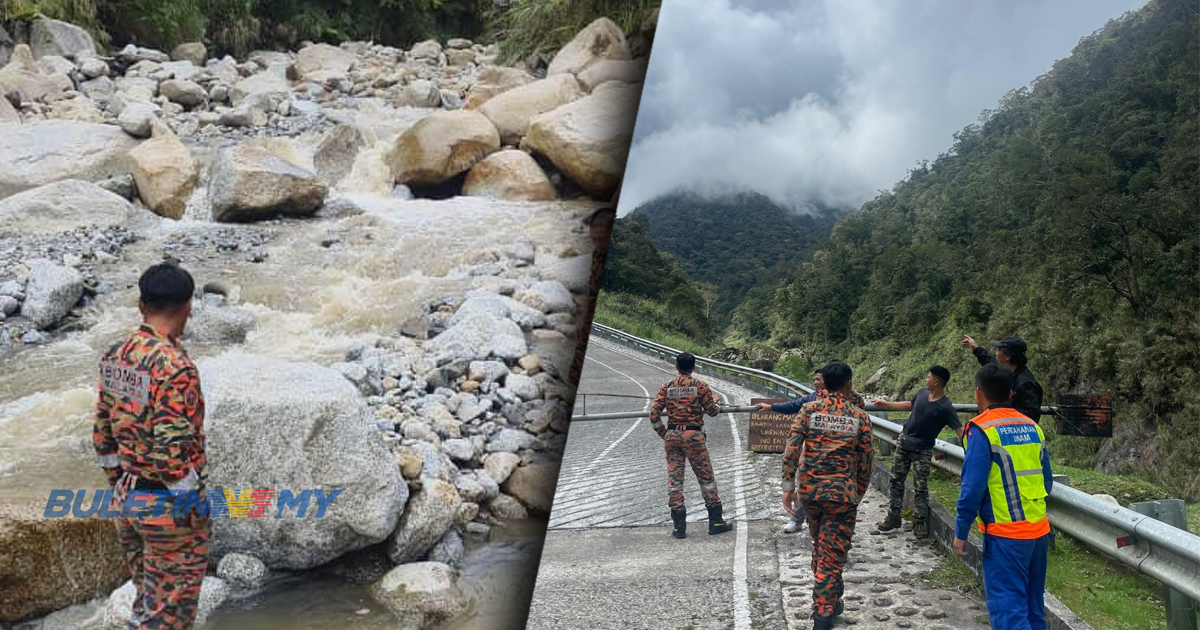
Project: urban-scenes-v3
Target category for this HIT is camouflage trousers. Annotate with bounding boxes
[664,428,721,510]
[888,445,933,520]
[802,500,858,617]
[115,510,211,630]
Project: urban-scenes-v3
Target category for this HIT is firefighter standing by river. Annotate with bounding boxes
[93,262,209,630]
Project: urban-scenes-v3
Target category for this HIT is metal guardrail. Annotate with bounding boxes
[581,322,1200,604]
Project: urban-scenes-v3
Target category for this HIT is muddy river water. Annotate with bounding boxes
[1,131,589,628]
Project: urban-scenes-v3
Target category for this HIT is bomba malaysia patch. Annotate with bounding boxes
[100,360,151,404]
[809,413,857,435]
[667,386,699,399]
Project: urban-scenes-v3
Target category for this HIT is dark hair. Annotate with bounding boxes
[929,365,951,386]
[676,352,696,374]
[1007,351,1028,367]
[975,363,1013,404]
[821,360,852,391]
[139,263,194,312]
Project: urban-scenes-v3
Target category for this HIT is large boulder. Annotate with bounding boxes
[387,110,500,186]
[28,17,95,60]
[199,353,408,570]
[0,45,66,103]
[423,308,527,363]
[0,504,128,622]
[230,71,290,108]
[478,74,584,145]
[104,577,228,629]
[387,478,462,563]
[503,462,560,515]
[21,259,84,329]
[129,134,198,219]
[522,82,640,199]
[0,180,135,238]
[289,43,355,82]
[314,124,369,186]
[209,144,327,222]
[0,121,138,199]
[462,149,555,201]
[371,562,467,627]
[184,301,256,345]
[116,100,159,138]
[464,66,534,110]
[546,18,630,77]
[159,79,206,107]
[578,58,648,91]
[171,42,207,66]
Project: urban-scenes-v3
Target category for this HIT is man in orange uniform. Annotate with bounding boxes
[93,262,209,630]
[650,352,734,538]
[780,361,873,630]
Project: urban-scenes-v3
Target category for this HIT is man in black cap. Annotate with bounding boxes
[961,335,1044,423]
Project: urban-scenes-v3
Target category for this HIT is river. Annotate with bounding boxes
[0,122,591,628]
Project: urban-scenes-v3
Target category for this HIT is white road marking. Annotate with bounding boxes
[579,343,751,630]
[713,384,752,630]
[578,354,650,475]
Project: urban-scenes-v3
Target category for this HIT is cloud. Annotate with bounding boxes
[618,0,1150,215]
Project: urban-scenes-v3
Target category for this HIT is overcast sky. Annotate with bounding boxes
[617,0,1150,215]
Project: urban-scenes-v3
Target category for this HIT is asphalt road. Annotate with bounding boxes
[526,337,991,630]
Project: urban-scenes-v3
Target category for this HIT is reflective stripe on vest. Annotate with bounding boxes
[964,408,1050,539]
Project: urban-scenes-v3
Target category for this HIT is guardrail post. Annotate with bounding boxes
[1131,499,1198,630]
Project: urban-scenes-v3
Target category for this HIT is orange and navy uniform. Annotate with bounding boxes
[780,392,873,503]
[651,374,722,510]
[649,374,719,433]
[94,323,207,492]
[780,391,874,619]
[93,323,209,630]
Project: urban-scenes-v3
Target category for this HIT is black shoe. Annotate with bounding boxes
[708,503,734,535]
[811,614,834,630]
[671,508,687,539]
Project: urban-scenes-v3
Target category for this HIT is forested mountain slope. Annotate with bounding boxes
[764,0,1198,496]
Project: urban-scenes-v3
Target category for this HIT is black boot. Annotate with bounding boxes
[671,508,687,539]
[707,503,734,535]
[811,614,834,630]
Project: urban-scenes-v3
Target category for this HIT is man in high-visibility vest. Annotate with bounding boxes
[954,363,1054,630]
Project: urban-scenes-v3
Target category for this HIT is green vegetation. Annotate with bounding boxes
[2,0,654,62]
[761,0,1200,500]
[598,214,715,343]
[630,191,844,332]
[607,0,1198,500]
[488,0,657,66]
[593,292,716,358]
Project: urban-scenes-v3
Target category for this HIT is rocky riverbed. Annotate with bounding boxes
[0,11,652,629]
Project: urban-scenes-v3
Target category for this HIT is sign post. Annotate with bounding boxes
[748,398,791,453]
